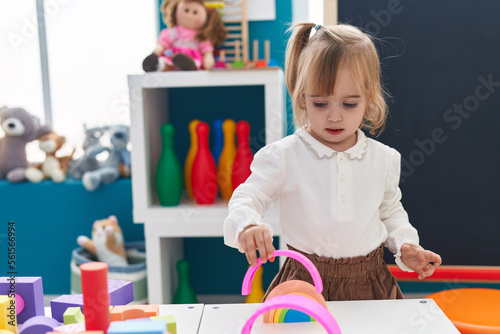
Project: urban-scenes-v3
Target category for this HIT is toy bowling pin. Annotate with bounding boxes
[156,123,183,206]
[173,259,198,304]
[232,120,253,190]
[184,120,200,200]
[192,122,218,204]
[218,119,236,200]
[80,262,110,331]
[211,119,223,165]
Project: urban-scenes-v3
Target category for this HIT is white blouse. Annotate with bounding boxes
[224,127,420,271]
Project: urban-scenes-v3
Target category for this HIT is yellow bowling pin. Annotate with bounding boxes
[245,266,265,303]
[218,119,236,200]
[184,120,200,200]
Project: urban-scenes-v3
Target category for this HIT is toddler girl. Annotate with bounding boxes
[224,22,442,301]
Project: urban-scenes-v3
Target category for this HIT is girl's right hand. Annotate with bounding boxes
[238,225,275,267]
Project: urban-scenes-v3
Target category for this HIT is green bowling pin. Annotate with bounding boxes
[156,123,183,206]
[173,259,198,304]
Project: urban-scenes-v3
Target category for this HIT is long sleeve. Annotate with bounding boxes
[223,144,286,251]
[380,149,420,272]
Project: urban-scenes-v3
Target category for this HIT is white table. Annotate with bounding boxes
[198,299,460,334]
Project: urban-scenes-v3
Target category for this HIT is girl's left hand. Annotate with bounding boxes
[400,243,442,279]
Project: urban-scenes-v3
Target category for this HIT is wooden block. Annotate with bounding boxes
[110,305,159,321]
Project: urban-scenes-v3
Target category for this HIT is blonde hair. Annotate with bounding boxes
[161,0,227,47]
[285,22,388,136]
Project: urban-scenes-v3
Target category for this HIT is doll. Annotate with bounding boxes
[142,0,227,72]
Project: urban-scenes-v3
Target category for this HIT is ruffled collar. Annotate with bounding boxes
[295,127,368,160]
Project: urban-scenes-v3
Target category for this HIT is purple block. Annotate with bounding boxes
[0,277,44,324]
[18,315,60,334]
[108,280,134,306]
[53,322,86,333]
[50,294,83,322]
[50,279,134,322]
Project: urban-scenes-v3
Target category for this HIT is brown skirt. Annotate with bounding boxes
[263,245,404,302]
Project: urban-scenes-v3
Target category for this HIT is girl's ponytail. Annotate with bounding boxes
[285,23,316,98]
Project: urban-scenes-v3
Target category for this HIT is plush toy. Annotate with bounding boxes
[67,125,107,179]
[77,215,128,267]
[142,0,227,72]
[25,131,74,183]
[0,107,52,182]
[82,124,131,192]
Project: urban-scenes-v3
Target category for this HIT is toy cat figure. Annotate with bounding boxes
[77,215,128,267]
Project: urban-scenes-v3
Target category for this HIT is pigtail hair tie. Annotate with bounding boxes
[314,24,322,31]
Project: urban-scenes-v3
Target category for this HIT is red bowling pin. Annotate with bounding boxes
[232,121,253,190]
[192,122,218,204]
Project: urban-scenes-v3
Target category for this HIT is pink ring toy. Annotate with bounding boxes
[241,295,342,334]
[241,249,323,295]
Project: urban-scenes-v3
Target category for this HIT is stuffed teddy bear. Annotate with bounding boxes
[25,131,74,183]
[142,0,227,72]
[77,215,128,267]
[67,125,107,179]
[82,124,131,192]
[0,107,52,182]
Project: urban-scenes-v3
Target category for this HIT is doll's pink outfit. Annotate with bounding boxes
[158,26,213,69]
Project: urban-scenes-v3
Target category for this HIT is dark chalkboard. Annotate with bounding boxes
[339,0,500,265]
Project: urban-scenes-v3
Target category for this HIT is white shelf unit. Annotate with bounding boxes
[128,69,286,304]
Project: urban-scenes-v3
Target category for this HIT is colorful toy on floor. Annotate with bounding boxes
[77,215,128,267]
[184,120,200,200]
[173,259,198,304]
[142,0,227,72]
[241,249,331,326]
[192,122,218,204]
[108,320,167,334]
[0,107,52,182]
[156,123,183,206]
[231,120,253,190]
[19,315,60,334]
[0,295,17,333]
[110,305,159,321]
[218,119,236,200]
[25,131,74,183]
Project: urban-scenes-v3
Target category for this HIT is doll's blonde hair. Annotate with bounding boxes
[286,22,388,136]
[161,0,227,47]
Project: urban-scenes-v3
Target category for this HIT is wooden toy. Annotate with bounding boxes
[0,277,44,324]
[156,123,183,206]
[80,262,110,332]
[173,259,198,304]
[150,315,176,334]
[50,279,134,322]
[184,120,200,200]
[0,295,17,333]
[219,0,248,63]
[110,305,159,321]
[244,266,264,303]
[231,121,253,190]
[218,119,236,200]
[241,249,327,325]
[18,315,60,334]
[231,40,245,69]
[211,119,224,165]
[192,122,218,205]
[63,307,85,325]
[108,320,166,334]
[213,50,226,69]
[252,40,266,68]
[428,288,500,333]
